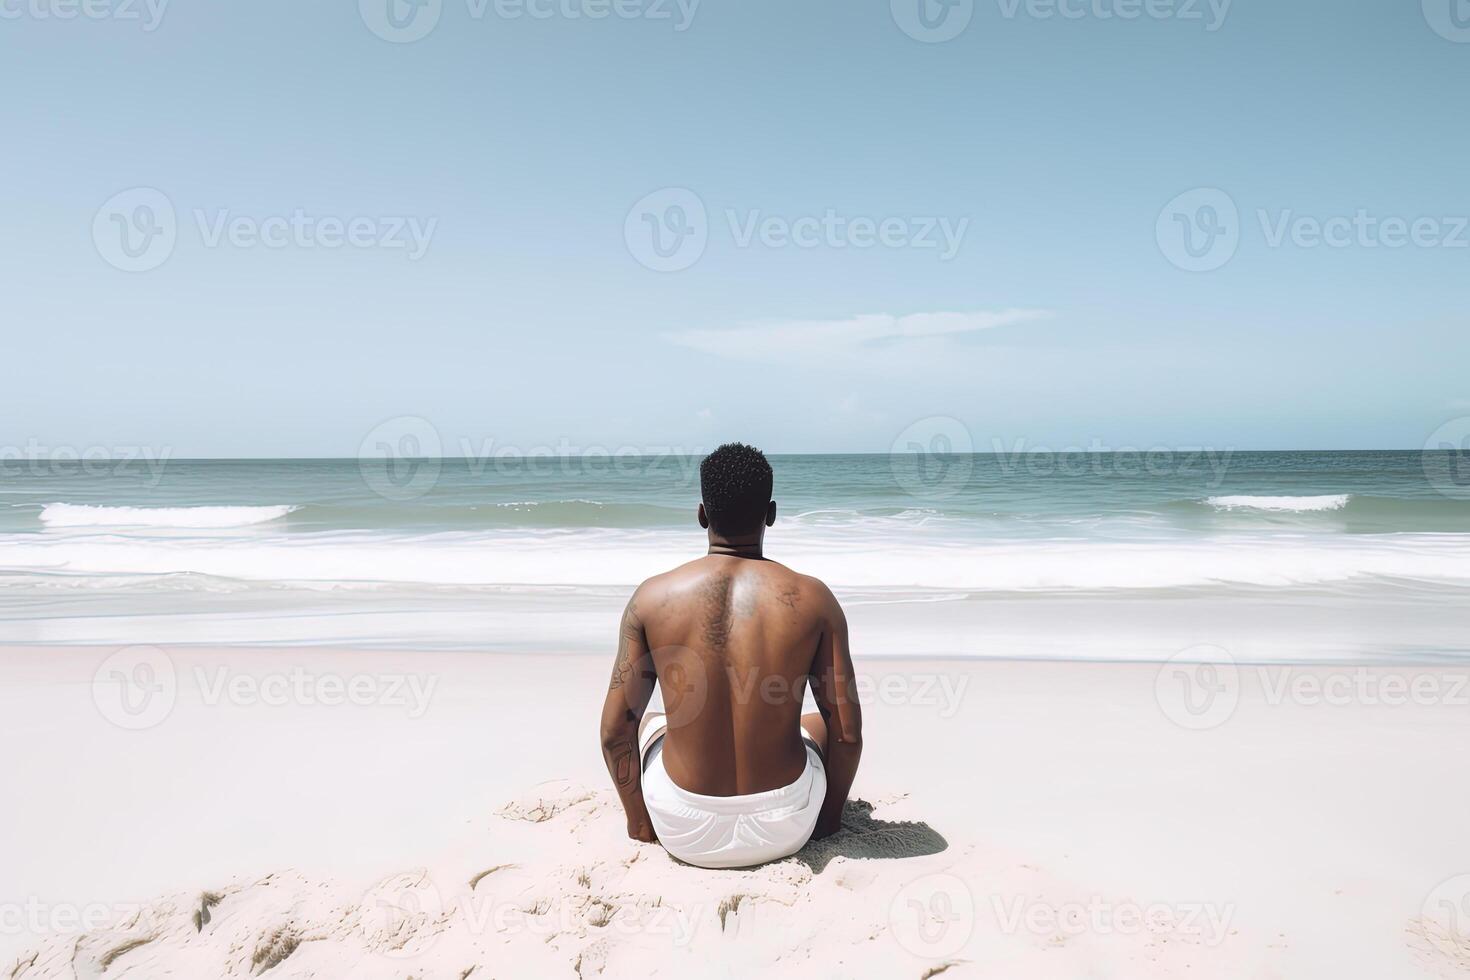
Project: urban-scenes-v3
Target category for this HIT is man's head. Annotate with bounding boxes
[698,442,775,537]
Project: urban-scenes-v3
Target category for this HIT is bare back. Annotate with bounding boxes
[635,554,835,795]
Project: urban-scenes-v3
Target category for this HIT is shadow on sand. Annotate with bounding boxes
[786,799,948,874]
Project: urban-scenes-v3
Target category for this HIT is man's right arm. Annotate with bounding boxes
[809,584,862,839]
[598,588,658,842]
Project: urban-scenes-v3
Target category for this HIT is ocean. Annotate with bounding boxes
[2,451,1468,660]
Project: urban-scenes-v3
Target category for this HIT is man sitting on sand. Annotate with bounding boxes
[599,442,863,869]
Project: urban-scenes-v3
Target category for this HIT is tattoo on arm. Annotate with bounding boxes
[609,596,640,691]
[609,738,637,788]
[609,639,630,691]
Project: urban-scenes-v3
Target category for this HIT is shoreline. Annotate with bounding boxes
[7,641,1470,666]
[6,578,1470,660]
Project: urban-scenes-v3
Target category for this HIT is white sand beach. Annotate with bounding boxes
[3,646,1468,978]
[11,0,1469,974]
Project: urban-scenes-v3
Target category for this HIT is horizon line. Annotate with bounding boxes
[20,447,1448,462]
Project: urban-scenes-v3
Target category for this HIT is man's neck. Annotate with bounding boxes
[707,535,764,560]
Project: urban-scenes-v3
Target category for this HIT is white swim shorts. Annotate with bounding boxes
[638,713,826,869]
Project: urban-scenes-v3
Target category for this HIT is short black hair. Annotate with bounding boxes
[699,442,773,535]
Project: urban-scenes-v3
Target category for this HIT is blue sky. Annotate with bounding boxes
[2,0,1467,456]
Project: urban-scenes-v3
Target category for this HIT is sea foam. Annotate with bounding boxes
[7,526,1470,591]
[1205,495,1351,512]
[40,503,298,529]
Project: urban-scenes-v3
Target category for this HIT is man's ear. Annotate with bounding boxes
[766,500,777,527]
[697,503,709,529]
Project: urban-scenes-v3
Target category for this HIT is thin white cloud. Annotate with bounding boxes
[663,309,1053,363]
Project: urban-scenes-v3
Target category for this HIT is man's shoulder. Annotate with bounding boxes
[637,557,705,587]
[757,562,838,615]
[794,571,839,615]
[628,558,706,608]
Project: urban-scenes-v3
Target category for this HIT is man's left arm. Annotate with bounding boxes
[599,590,657,842]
